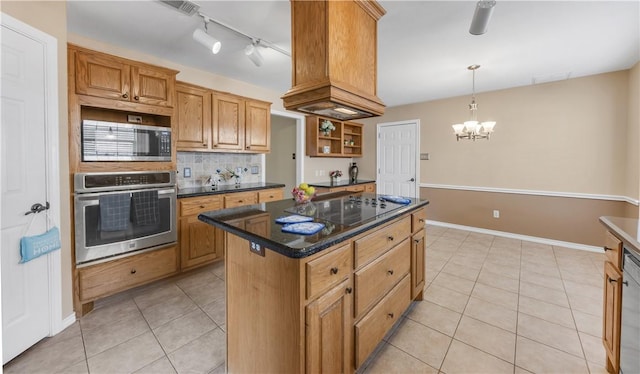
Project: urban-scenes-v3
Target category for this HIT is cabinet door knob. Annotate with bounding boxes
[213,144,218,147]
[387,313,394,319]
[603,246,613,251]
[419,218,425,223]
[122,93,129,99]
[387,269,394,275]
[200,205,205,208]
[387,236,394,241]
[131,269,137,274]
[134,95,140,101]
[345,287,352,294]
[414,239,421,244]
[246,146,250,149]
[330,267,339,275]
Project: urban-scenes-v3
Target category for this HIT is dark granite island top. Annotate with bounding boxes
[198,193,429,258]
[177,182,285,198]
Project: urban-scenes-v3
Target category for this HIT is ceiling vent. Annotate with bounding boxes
[158,0,200,16]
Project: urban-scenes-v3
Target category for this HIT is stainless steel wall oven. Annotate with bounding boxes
[74,171,177,266]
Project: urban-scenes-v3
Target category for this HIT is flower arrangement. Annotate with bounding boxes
[320,120,336,135]
[292,183,316,203]
[329,170,342,178]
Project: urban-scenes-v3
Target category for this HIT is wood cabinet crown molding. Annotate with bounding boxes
[282,0,386,120]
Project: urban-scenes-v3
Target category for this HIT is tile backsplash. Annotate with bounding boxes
[177,152,262,188]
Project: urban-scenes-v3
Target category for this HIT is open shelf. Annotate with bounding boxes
[306,116,363,158]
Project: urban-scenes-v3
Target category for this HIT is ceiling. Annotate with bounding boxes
[67,1,640,108]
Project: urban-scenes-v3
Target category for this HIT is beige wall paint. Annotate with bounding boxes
[2,1,73,318]
[630,62,640,213]
[361,70,639,246]
[365,71,632,196]
[266,115,297,193]
[422,187,636,247]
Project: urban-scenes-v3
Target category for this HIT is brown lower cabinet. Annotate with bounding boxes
[313,182,375,194]
[225,207,426,373]
[602,230,623,373]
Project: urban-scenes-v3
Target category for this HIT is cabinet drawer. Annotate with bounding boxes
[355,238,410,318]
[363,183,376,193]
[306,243,353,300]
[604,231,623,269]
[79,246,178,301]
[355,275,411,368]
[411,207,427,233]
[354,216,411,268]
[345,185,365,192]
[258,189,283,203]
[180,196,223,216]
[224,192,257,208]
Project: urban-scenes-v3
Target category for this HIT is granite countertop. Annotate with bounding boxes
[178,182,285,198]
[307,179,375,188]
[599,216,640,259]
[199,193,429,259]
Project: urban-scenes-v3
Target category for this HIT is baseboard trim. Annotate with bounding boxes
[427,220,603,253]
[59,313,76,334]
[421,183,639,206]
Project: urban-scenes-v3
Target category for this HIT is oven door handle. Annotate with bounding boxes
[75,187,176,200]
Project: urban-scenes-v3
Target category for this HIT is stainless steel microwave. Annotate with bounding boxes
[82,120,171,161]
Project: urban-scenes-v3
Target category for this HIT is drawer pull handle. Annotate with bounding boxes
[387,236,394,241]
[345,287,352,294]
[131,269,137,274]
[134,95,140,101]
[603,246,613,251]
[330,267,339,275]
[414,239,420,244]
[387,313,394,319]
[419,218,425,223]
[200,205,205,208]
[122,93,129,99]
[608,277,629,285]
[238,200,243,203]
[387,269,394,275]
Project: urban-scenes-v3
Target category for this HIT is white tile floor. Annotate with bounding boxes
[3,225,608,374]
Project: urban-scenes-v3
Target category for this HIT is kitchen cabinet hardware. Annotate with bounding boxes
[330,267,339,275]
[608,277,629,286]
[345,287,353,294]
[387,312,394,318]
[387,236,394,241]
[122,93,128,99]
[130,269,136,274]
[134,95,139,100]
[387,269,394,275]
[604,246,613,251]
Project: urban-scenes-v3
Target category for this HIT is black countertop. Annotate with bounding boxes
[199,193,429,259]
[307,179,375,188]
[178,182,285,198]
[599,216,640,259]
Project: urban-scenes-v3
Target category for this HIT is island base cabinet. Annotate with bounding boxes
[226,233,303,374]
[306,278,353,374]
[355,275,411,368]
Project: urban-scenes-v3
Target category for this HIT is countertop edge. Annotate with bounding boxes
[307,179,375,188]
[599,216,640,259]
[178,183,286,198]
[199,200,430,259]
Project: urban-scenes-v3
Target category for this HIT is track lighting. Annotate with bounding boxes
[244,43,264,67]
[469,0,496,35]
[192,19,221,54]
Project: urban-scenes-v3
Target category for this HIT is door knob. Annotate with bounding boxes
[409,178,415,182]
[25,202,50,215]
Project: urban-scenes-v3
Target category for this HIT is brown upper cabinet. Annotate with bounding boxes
[175,82,211,150]
[175,82,271,153]
[73,46,176,108]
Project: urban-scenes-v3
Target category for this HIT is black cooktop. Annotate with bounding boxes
[285,195,407,226]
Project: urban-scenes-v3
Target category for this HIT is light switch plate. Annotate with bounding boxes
[420,153,430,160]
[183,167,191,178]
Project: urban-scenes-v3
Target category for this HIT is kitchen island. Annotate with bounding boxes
[199,192,428,373]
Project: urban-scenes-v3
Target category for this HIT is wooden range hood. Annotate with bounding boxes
[282,0,386,121]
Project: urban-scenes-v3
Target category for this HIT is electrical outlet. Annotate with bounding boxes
[493,210,500,218]
[183,167,191,178]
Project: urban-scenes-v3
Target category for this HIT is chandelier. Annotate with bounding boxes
[452,65,496,141]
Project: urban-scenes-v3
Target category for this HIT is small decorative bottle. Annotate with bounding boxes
[349,162,359,183]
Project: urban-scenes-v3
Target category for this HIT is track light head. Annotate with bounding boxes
[469,0,496,35]
[192,28,221,54]
[244,43,264,67]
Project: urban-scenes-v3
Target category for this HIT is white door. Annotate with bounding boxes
[1,14,59,364]
[376,121,420,198]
